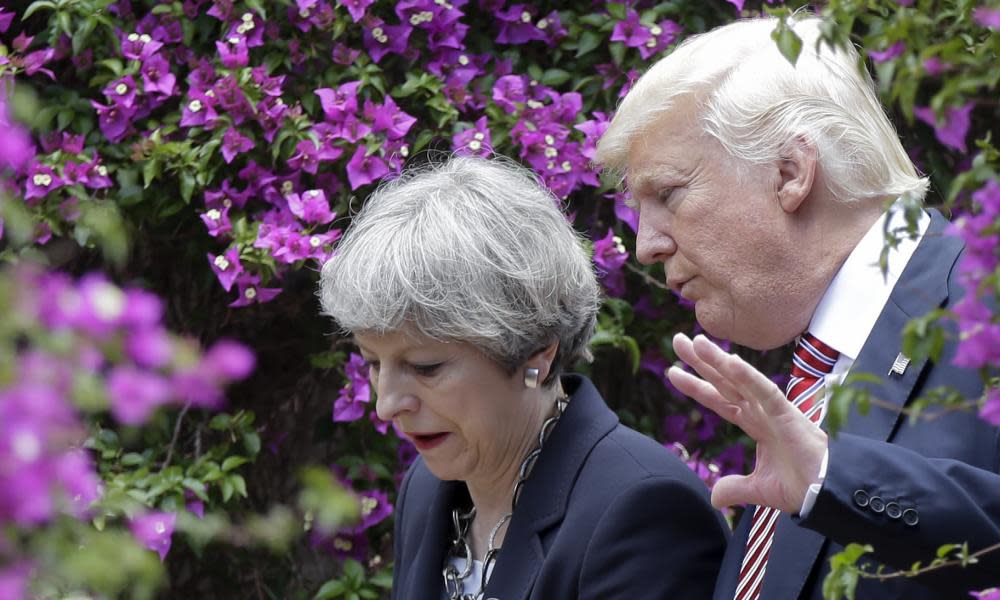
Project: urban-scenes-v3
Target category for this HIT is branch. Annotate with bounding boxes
[864,395,981,422]
[859,542,1000,581]
[623,261,671,292]
[160,402,191,470]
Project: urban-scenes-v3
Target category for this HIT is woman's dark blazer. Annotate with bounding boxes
[390,374,729,599]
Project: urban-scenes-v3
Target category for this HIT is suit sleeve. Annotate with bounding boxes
[796,431,1000,593]
[578,475,729,600]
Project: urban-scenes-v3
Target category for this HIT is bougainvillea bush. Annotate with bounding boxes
[0,0,997,597]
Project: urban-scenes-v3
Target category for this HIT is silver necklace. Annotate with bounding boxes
[442,395,569,600]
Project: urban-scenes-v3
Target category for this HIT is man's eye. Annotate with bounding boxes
[365,360,380,373]
[658,187,675,204]
[412,363,442,376]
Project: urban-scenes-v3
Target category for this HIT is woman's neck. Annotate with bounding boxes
[464,381,564,559]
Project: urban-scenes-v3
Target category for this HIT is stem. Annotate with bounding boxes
[161,402,191,470]
[623,261,671,292]
[864,396,981,422]
[859,542,1000,581]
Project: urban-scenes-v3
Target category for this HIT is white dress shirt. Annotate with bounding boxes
[798,205,930,516]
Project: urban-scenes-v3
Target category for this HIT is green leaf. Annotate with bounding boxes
[121,453,146,467]
[314,580,346,599]
[772,18,803,65]
[142,160,160,189]
[541,68,572,87]
[209,413,232,430]
[222,456,249,472]
[605,3,627,21]
[242,431,261,456]
[575,31,603,58]
[230,474,248,498]
[23,0,58,20]
[220,478,234,502]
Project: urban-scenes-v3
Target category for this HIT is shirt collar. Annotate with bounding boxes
[807,204,930,361]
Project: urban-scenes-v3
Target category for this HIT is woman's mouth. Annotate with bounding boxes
[410,432,449,451]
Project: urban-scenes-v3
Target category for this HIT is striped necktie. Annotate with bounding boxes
[733,333,839,600]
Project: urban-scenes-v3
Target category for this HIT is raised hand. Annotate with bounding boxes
[667,333,826,514]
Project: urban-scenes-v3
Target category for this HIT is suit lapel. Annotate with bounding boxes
[483,375,618,600]
[759,210,962,598]
[840,209,961,442]
[406,479,464,600]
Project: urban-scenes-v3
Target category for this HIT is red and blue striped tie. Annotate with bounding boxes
[733,333,839,600]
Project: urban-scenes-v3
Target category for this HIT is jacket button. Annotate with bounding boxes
[885,502,902,519]
[853,490,870,508]
[902,508,919,526]
[869,496,885,513]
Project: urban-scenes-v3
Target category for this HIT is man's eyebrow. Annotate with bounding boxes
[626,166,682,192]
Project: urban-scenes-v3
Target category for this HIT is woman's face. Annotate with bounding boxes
[355,329,543,486]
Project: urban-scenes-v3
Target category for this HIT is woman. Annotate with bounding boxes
[319,156,727,599]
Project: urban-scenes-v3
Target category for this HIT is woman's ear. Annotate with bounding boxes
[524,341,560,386]
[777,136,817,214]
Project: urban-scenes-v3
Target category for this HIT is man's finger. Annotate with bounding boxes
[690,335,790,416]
[666,366,743,424]
[673,333,745,401]
[710,474,756,510]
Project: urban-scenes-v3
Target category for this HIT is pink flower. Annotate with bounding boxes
[973,8,1000,30]
[130,511,176,561]
[286,189,335,224]
[869,41,905,63]
[345,146,389,190]
[107,366,171,425]
[981,388,1000,427]
[914,102,975,153]
[221,127,254,163]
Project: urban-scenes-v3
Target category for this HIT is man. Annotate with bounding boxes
[595,16,1000,600]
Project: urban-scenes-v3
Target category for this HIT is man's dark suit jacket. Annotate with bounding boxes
[391,374,729,599]
[713,210,1000,599]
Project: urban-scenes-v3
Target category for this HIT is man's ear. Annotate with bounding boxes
[525,341,560,384]
[777,136,818,214]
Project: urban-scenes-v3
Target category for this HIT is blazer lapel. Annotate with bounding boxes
[483,375,618,600]
[760,210,962,598]
[840,209,961,442]
[406,479,465,600]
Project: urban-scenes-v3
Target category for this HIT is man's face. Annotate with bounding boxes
[625,96,810,349]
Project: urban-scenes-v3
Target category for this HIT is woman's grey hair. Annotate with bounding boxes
[319,155,601,386]
[596,15,928,204]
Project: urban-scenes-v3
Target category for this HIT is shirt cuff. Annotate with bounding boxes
[798,447,829,517]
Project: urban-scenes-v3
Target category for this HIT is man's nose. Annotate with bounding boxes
[635,211,677,265]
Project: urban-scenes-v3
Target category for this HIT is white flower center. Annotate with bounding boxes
[537,18,548,29]
[361,496,378,517]
[33,173,52,186]
[458,54,469,65]
[127,33,140,42]
[282,181,294,193]
[400,145,409,157]
[299,8,310,17]
[544,134,555,145]
[333,537,352,551]
[228,36,242,45]
[309,236,322,248]
[307,189,320,198]
[206,209,221,221]
[115,83,129,95]
[12,430,42,462]
[468,140,482,151]
[545,146,558,158]
[154,521,166,535]
[242,12,254,22]
[650,25,662,35]
[473,132,485,141]
[561,160,572,172]
[188,99,203,112]
[91,282,126,320]
[521,11,532,22]
[97,165,108,176]
[214,255,230,270]
[526,100,543,109]
[139,33,152,43]
[245,287,257,300]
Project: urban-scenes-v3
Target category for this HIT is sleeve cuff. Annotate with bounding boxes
[798,447,829,517]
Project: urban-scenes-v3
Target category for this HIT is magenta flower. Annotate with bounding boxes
[492,75,527,113]
[221,127,254,163]
[315,81,362,122]
[332,42,361,65]
[725,0,746,9]
[287,139,321,174]
[103,75,139,108]
[341,0,375,21]
[610,9,651,49]
[179,91,218,128]
[357,489,393,529]
[54,449,102,518]
[923,57,949,76]
[869,41,905,63]
[125,326,174,369]
[592,229,629,297]
[24,163,63,202]
[974,7,1000,30]
[970,588,1000,600]
[200,205,232,238]
[202,339,256,381]
[229,273,282,307]
[287,189,335,224]
[120,31,164,60]
[216,35,249,68]
[575,112,611,161]
[640,20,683,59]
[333,353,371,422]
[362,20,413,63]
[345,146,390,190]
[106,366,171,425]
[141,54,176,96]
[452,116,492,157]
[496,4,548,45]
[130,511,176,561]
[90,100,135,142]
[914,102,975,153]
[951,295,1000,369]
[0,95,34,172]
[611,192,639,233]
[207,247,244,291]
[0,9,14,33]
[0,563,30,600]
[364,96,416,140]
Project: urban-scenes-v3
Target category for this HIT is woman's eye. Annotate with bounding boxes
[412,363,442,377]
